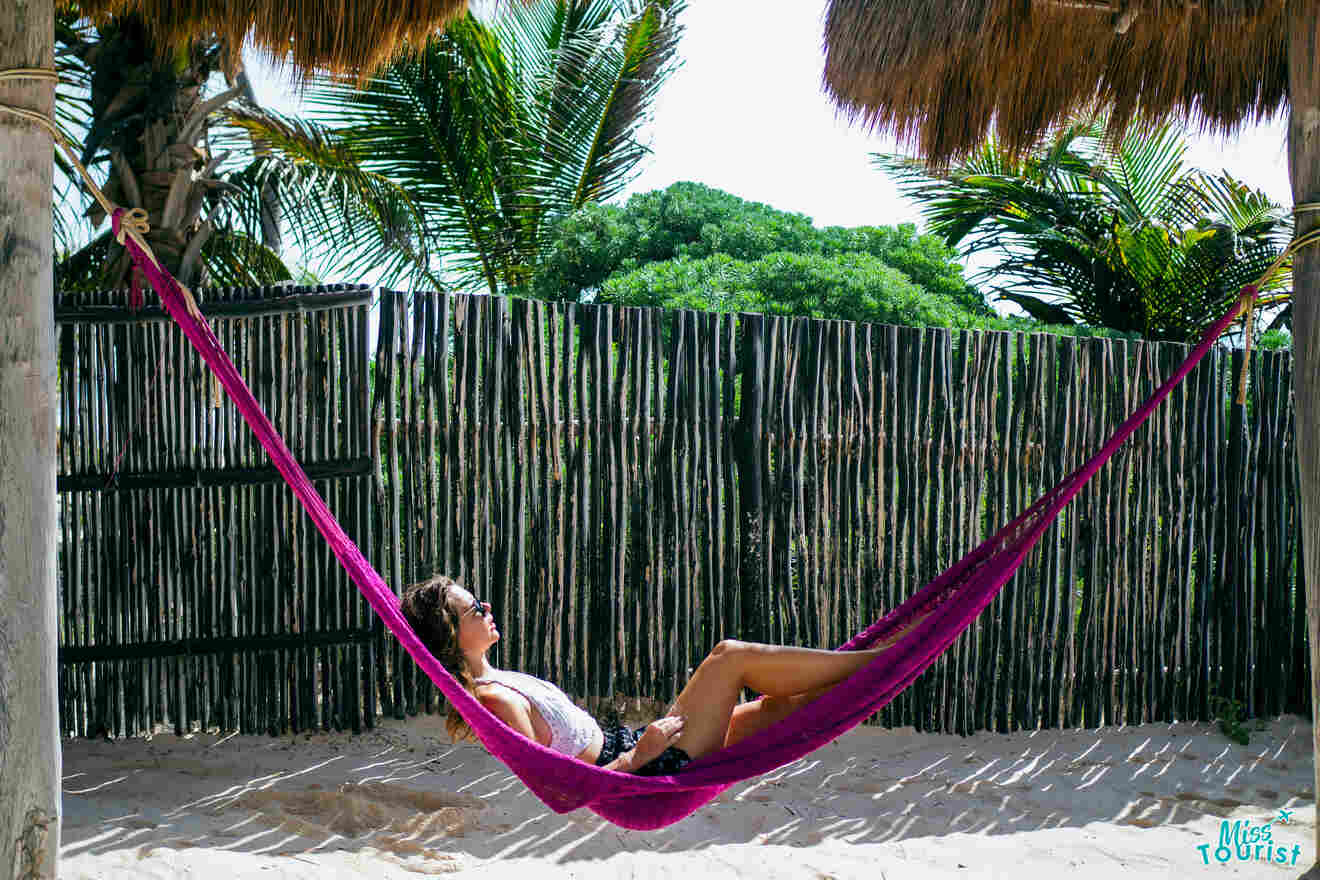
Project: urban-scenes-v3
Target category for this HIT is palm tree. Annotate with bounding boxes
[7,2,487,873]
[53,8,294,292]
[875,119,1293,343]
[217,0,686,297]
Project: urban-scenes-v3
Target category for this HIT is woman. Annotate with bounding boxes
[400,574,906,776]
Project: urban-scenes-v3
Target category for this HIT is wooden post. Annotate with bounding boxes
[1290,1,1320,873]
[0,1,60,876]
[732,316,766,646]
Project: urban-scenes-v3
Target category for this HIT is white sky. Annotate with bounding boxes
[244,0,1296,274]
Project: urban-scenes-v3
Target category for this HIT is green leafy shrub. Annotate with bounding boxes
[1209,692,1251,746]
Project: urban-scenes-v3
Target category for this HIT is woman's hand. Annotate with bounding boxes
[631,714,685,766]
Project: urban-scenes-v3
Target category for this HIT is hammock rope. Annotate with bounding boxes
[107,203,1259,829]
[7,66,1319,829]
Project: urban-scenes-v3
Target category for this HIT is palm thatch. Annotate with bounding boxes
[74,0,471,77]
[822,0,1289,163]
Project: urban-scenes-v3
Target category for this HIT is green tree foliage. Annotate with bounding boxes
[1258,328,1292,350]
[526,181,993,326]
[220,0,686,295]
[876,118,1294,343]
[598,252,981,327]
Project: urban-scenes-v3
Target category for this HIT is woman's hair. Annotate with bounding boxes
[399,573,476,743]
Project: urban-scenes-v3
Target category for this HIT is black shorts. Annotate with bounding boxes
[595,721,692,776]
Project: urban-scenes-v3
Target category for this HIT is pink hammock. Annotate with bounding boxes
[112,210,1250,831]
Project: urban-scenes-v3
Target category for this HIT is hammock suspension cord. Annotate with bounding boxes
[6,67,1320,830]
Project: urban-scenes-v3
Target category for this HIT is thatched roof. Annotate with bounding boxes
[822,0,1289,163]
[77,0,469,77]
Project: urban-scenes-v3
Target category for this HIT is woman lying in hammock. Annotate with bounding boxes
[400,574,908,776]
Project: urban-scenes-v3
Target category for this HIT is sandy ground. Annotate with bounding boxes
[58,713,1316,879]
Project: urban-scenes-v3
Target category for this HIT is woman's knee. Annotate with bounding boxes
[703,639,774,681]
[693,639,749,676]
[708,639,752,661]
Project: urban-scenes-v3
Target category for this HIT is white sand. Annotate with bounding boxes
[59,713,1315,879]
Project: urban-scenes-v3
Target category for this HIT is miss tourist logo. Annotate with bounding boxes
[1194,812,1302,866]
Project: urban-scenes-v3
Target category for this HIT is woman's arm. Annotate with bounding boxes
[481,690,685,774]
[602,715,685,773]
[601,751,639,773]
[478,687,542,744]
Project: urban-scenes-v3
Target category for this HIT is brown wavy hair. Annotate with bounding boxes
[399,573,477,742]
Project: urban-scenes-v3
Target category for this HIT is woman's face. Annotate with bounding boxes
[447,585,499,657]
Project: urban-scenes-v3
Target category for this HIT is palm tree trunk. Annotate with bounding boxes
[0,1,61,877]
[94,21,242,288]
[1291,2,1320,876]
[230,65,283,253]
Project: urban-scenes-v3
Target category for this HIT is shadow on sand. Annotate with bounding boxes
[59,715,1316,871]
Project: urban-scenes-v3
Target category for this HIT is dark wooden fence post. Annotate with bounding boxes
[733,315,766,647]
[1224,349,1250,714]
[52,289,1309,740]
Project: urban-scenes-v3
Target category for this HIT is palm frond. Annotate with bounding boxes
[517,0,686,250]
[200,229,293,288]
[293,19,528,292]
[55,231,120,293]
[1194,172,1291,237]
[876,116,1291,341]
[217,105,444,290]
[206,0,687,296]
[1093,120,1192,224]
[53,13,99,259]
[996,291,1075,325]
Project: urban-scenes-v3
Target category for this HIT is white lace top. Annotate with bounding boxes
[474,668,600,756]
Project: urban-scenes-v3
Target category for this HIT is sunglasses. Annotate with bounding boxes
[464,596,486,619]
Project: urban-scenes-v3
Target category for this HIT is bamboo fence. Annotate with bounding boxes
[55,284,374,737]
[55,287,1306,739]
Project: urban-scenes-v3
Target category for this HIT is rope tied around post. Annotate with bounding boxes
[1232,201,1320,405]
[115,208,151,309]
[114,207,150,246]
[3,67,210,482]
[0,68,142,248]
[0,67,208,319]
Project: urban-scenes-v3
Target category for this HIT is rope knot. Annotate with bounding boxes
[1235,285,1259,406]
[113,207,150,245]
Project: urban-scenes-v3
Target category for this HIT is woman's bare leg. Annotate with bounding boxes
[723,686,831,749]
[666,609,935,761]
[664,641,887,761]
